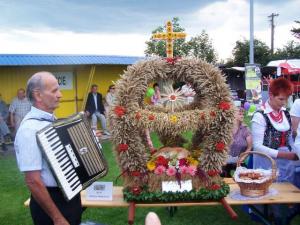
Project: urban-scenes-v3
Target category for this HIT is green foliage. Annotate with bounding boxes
[186,31,218,64]
[226,34,299,67]
[230,38,271,66]
[123,183,230,203]
[272,41,300,60]
[291,20,300,39]
[145,17,217,63]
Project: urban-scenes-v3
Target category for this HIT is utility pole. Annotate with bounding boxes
[268,13,279,54]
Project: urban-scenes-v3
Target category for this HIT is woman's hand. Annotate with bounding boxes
[277,151,299,160]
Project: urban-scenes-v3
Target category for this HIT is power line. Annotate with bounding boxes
[268,13,279,54]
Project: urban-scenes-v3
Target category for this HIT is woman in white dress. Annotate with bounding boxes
[105,85,116,113]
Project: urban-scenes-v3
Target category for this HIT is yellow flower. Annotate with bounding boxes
[187,157,199,166]
[169,115,178,123]
[190,159,199,166]
[187,156,193,163]
[147,161,156,171]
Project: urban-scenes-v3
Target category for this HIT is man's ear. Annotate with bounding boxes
[33,90,42,103]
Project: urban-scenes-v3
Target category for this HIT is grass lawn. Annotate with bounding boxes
[1,133,300,225]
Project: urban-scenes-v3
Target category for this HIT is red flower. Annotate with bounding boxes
[131,186,142,195]
[156,155,168,167]
[218,102,231,111]
[215,142,225,152]
[179,158,188,166]
[200,112,206,120]
[131,171,141,177]
[207,170,220,177]
[135,112,142,120]
[150,148,157,155]
[166,57,180,65]
[210,184,221,190]
[210,111,216,117]
[170,95,176,101]
[114,106,126,117]
[148,114,155,121]
[118,143,129,152]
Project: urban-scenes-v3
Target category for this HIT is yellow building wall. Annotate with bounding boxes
[0,64,128,118]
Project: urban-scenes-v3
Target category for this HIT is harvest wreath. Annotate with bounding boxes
[109,57,235,202]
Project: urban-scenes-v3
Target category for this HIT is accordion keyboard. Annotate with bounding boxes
[38,127,83,200]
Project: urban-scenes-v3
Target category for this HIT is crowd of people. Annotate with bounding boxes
[0,82,117,153]
[221,78,300,225]
[224,78,300,191]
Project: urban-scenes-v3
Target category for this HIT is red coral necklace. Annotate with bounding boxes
[269,111,283,123]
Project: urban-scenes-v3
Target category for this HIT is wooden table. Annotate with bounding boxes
[24,179,300,224]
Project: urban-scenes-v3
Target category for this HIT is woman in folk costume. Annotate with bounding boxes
[252,78,299,178]
[251,77,300,224]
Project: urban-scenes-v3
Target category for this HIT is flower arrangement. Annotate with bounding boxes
[109,57,235,202]
[147,154,199,177]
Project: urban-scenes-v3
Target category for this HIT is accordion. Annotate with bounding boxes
[36,112,108,201]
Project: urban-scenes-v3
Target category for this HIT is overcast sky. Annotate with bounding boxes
[0,0,299,60]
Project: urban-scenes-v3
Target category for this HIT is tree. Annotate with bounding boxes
[291,20,300,39]
[145,17,217,63]
[272,41,300,60]
[186,31,218,64]
[230,38,271,66]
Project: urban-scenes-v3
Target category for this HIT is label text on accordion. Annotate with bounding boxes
[65,144,80,168]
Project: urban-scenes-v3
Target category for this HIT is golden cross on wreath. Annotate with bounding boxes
[152,20,186,58]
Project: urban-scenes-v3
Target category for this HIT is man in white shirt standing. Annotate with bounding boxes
[15,72,82,225]
[9,88,31,133]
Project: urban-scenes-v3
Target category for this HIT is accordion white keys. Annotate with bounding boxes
[36,112,108,201]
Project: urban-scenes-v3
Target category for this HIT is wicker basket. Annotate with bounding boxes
[234,151,277,197]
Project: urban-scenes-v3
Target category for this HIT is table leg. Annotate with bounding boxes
[220,198,238,220]
[249,205,272,225]
[167,206,178,217]
[279,204,289,225]
[128,202,136,225]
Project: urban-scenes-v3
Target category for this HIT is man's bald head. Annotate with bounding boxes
[26,71,56,104]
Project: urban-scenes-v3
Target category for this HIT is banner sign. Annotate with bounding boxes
[53,72,73,90]
[245,64,261,90]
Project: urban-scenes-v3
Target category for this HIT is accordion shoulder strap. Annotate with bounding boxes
[24,117,54,122]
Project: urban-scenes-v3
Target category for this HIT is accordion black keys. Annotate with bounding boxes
[36,112,108,201]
